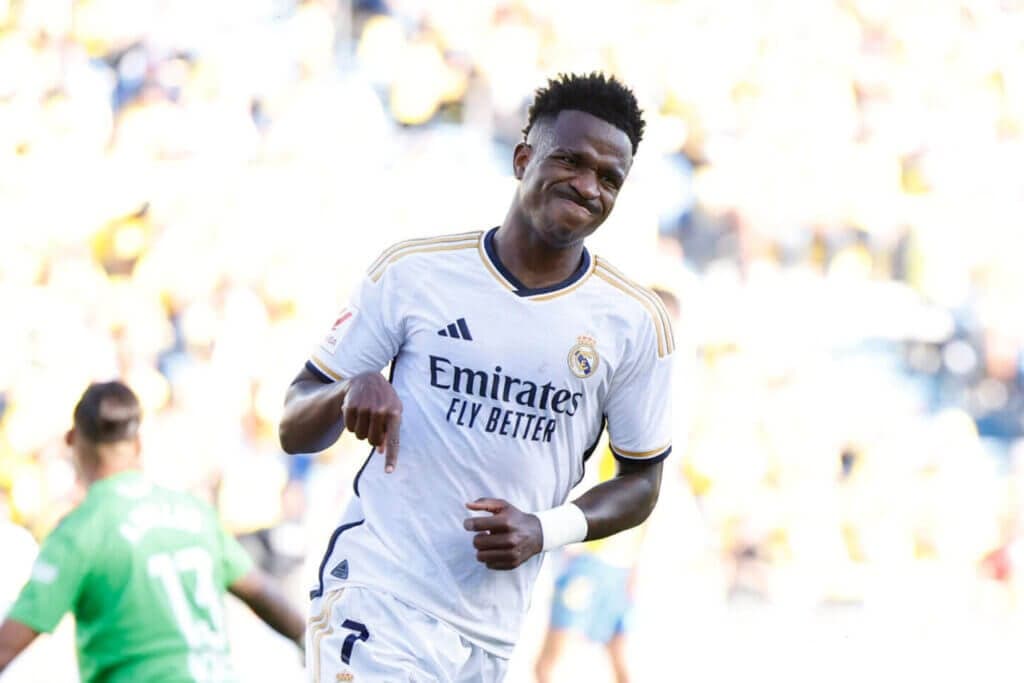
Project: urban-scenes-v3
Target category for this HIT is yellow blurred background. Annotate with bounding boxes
[1,0,1024,680]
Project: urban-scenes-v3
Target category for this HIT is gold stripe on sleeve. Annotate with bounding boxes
[367,231,482,276]
[369,239,478,282]
[310,356,344,382]
[610,443,672,459]
[596,258,676,353]
[594,268,669,358]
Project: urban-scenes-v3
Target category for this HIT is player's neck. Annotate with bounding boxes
[86,444,142,485]
[84,463,140,487]
[493,220,585,290]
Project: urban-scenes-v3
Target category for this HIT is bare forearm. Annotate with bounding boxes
[279,379,348,454]
[231,577,305,644]
[0,618,39,673]
[573,462,662,541]
[252,586,304,643]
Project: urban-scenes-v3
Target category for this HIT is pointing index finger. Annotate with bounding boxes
[382,410,401,473]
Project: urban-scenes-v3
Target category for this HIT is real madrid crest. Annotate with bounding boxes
[568,335,599,378]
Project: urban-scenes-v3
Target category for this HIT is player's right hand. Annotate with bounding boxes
[341,372,403,473]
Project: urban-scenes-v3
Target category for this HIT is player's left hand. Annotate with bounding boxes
[463,498,543,570]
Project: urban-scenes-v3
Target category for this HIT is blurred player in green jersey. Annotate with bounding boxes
[0,381,305,682]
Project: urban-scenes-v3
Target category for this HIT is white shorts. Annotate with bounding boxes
[307,586,509,683]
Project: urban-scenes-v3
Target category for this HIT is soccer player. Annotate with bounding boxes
[280,72,676,682]
[0,381,305,682]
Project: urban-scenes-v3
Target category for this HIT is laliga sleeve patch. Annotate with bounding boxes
[320,307,358,354]
[31,560,59,584]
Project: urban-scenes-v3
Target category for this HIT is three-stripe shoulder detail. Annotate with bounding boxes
[594,257,676,358]
[368,231,481,282]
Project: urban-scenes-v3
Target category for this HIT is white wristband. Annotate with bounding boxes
[535,503,589,551]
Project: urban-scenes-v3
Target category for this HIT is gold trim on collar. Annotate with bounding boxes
[528,257,597,301]
[476,235,517,291]
[477,232,597,300]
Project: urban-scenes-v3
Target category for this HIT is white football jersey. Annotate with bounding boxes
[306,228,675,656]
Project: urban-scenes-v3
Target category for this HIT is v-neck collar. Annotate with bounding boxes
[480,227,593,298]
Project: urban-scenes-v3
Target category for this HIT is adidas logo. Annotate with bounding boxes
[331,559,349,580]
[438,318,473,341]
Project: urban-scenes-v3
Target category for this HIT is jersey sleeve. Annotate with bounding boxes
[604,313,675,464]
[6,522,86,633]
[217,524,254,588]
[306,265,406,383]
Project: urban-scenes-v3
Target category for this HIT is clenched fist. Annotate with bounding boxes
[462,498,543,570]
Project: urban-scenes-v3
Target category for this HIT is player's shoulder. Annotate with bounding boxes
[591,255,676,357]
[117,480,217,528]
[41,499,95,547]
[366,229,483,283]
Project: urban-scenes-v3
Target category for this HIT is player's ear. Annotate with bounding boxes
[64,428,74,446]
[512,142,532,180]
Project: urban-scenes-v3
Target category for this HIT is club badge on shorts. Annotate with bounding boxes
[568,335,599,378]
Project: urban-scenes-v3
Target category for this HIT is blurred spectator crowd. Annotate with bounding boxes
[2,1,1024,677]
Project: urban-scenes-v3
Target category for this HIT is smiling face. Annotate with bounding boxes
[512,109,633,249]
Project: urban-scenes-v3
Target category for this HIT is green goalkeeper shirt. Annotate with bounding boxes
[7,471,253,683]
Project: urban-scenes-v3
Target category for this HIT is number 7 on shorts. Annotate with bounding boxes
[340,620,369,664]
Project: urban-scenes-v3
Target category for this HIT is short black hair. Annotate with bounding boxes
[74,381,141,443]
[523,72,645,155]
